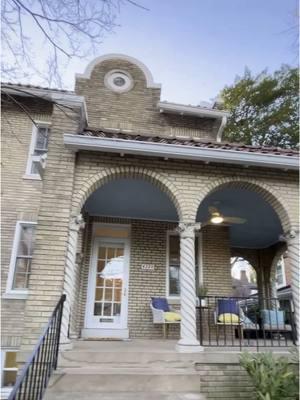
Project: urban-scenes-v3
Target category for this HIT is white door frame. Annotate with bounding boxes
[82,223,131,338]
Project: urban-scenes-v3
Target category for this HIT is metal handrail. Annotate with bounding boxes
[8,294,66,400]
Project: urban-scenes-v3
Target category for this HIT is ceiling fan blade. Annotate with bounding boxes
[208,206,219,215]
[201,220,211,228]
[223,216,247,224]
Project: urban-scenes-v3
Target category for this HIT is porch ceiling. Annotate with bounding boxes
[197,188,283,249]
[84,178,179,222]
[84,180,283,249]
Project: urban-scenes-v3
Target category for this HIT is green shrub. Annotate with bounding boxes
[240,351,299,400]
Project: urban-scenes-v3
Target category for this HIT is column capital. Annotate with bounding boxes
[177,222,201,239]
[282,230,299,244]
[70,213,85,232]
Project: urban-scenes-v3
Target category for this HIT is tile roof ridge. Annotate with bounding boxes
[82,128,299,154]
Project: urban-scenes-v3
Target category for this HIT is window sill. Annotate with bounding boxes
[2,291,28,300]
[23,174,42,181]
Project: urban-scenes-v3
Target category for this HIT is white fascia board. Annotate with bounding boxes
[64,134,299,171]
[158,101,229,119]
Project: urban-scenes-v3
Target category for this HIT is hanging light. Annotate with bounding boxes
[210,212,224,224]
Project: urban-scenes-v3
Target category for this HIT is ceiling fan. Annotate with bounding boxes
[204,206,247,226]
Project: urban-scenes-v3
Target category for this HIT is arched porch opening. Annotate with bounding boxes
[195,181,296,347]
[64,170,183,342]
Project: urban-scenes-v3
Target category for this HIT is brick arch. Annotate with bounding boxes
[192,178,292,232]
[72,166,183,220]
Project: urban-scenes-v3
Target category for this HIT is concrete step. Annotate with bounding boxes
[44,391,205,400]
[46,372,201,393]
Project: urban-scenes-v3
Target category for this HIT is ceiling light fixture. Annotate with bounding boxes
[210,213,224,224]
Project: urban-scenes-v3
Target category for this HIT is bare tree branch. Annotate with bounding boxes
[1,0,148,86]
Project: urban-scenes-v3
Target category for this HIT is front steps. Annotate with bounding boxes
[44,340,204,400]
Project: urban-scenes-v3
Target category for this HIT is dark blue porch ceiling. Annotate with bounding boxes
[196,188,283,249]
[84,179,283,249]
[84,178,179,222]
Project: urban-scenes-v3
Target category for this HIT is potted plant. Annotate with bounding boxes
[196,285,208,307]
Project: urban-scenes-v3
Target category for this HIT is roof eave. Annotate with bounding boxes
[63,134,299,171]
[157,101,229,119]
[2,85,88,126]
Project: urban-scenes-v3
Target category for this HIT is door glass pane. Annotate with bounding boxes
[114,289,122,302]
[107,248,115,260]
[104,288,113,301]
[97,260,105,273]
[98,247,106,259]
[103,303,112,316]
[94,303,102,315]
[95,288,103,301]
[93,244,125,322]
[113,303,121,316]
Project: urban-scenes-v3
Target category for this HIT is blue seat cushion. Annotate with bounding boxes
[151,297,170,312]
[261,309,284,326]
[217,299,239,316]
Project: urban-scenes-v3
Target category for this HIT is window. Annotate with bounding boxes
[275,256,286,288]
[25,123,50,178]
[5,221,36,297]
[167,233,200,297]
[1,351,18,398]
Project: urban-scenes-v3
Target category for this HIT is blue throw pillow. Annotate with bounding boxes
[218,299,239,316]
[151,297,170,312]
[261,310,284,325]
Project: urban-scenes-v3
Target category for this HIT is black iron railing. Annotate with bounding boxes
[8,294,66,400]
[197,295,296,350]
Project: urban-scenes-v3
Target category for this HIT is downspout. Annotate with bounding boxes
[216,116,227,142]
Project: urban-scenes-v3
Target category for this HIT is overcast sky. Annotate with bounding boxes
[22,0,299,105]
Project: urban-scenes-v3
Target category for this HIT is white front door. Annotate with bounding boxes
[85,237,130,334]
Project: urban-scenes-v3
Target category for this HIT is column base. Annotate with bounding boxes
[176,338,204,353]
[59,335,73,351]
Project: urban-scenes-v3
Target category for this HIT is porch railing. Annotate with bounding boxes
[197,295,296,350]
[8,294,66,400]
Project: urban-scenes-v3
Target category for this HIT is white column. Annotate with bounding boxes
[60,214,85,346]
[285,230,299,339]
[176,222,203,352]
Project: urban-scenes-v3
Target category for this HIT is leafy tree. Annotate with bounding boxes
[220,65,299,149]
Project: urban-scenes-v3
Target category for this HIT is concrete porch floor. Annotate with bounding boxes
[72,338,293,355]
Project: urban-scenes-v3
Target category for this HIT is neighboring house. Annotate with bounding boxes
[232,270,257,298]
[276,255,294,318]
[1,54,299,398]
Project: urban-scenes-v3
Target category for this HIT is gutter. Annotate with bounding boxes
[64,134,299,171]
[157,101,229,119]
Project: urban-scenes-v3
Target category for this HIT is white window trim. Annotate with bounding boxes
[166,230,203,303]
[276,256,287,289]
[1,349,18,399]
[4,221,37,300]
[24,121,51,179]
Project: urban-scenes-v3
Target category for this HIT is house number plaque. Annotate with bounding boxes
[141,264,155,271]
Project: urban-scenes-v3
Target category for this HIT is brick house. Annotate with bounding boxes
[1,54,299,398]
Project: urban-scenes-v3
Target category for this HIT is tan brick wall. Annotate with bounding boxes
[196,362,253,399]
[1,99,52,347]
[72,216,235,339]
[75,58,219,140]
[202,225,232,296]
